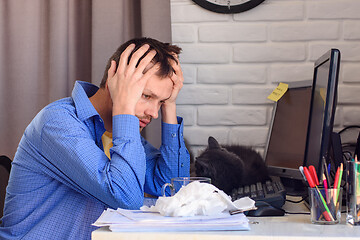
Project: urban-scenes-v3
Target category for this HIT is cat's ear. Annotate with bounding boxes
[208,136,221,149]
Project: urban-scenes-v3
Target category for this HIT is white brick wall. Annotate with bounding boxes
[171,0,360,157]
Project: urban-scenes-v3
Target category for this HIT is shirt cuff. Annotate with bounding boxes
[112,114,140,140]
[161,116,184,149]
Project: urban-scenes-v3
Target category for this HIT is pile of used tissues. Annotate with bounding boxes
[141,181,255,217]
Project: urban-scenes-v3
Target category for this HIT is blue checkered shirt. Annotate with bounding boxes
[0,81,190,239]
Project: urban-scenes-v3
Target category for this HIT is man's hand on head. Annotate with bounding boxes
[106,44,160,116]
[161,55,184,124]
[168,55,184,104]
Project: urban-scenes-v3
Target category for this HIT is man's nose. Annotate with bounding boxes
[145,102,159,119]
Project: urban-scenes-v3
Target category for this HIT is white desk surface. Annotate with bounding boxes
[92,197,360,240]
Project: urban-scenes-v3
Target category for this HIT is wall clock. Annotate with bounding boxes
[192,0,266,14]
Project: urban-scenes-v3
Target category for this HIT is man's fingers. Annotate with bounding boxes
[170,59,184,88]
[118,43,135,74]
[127,44,151,73]
[107,60,116,80]
[170,57,183,79]
[135,50,157,74]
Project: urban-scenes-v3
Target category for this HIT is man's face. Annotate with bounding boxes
[135,74,173,131]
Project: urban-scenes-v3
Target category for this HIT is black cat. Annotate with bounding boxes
[193,136,271,195]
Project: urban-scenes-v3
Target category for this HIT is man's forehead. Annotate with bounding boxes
[144,77,173,100]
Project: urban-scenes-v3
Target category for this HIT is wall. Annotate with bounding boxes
[170,0,360,157]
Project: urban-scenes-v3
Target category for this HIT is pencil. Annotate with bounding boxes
[333,166,340,202]
[356,161,360,209]
[335,163,343,204]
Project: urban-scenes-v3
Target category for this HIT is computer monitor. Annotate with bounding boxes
[264,49,341,194]
[264,81,313,181]
[304,49,341,180]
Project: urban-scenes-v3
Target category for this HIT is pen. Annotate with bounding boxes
[333,166,340,188]
[303,166,316,188]
[309,165,319,186]
[299,166,313,189]
[299,166,306,183]
[323,173,329,203]
[323,157,331,187]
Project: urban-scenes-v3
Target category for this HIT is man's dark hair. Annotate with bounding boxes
[100,37,182,88]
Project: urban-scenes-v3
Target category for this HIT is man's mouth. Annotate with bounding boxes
[139,119,151,128]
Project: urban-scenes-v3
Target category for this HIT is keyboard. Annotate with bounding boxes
[230,177,286,209]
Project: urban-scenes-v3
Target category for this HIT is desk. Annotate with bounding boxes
[92,197,360,239]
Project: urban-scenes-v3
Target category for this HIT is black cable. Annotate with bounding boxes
[343,151,353,160]
[338,125,360,135]
[285,211,310,215]
[285,196,307,204]
[342,143,357,149]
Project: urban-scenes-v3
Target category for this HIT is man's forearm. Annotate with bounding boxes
[161,103,178,124]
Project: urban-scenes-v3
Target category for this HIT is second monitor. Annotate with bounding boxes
[264,49,341,194]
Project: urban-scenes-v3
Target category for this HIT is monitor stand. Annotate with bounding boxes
[279,177,307,197]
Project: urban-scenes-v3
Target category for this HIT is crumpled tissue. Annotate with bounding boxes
[141,181,255,217]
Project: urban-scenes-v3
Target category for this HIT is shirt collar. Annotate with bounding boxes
[72,81,100,121]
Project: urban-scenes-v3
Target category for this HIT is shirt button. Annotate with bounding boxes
[99,119,103,123]
[181,163,184,167]
[171,133,176,138]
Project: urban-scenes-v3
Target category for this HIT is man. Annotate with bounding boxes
[0,37,190,239]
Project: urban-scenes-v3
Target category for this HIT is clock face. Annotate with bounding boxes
[192,0,266,14]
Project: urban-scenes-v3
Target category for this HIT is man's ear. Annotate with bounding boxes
[104,81,109,94]
[104,81,113,102]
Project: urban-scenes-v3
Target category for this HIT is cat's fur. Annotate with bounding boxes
[191,136,271,195]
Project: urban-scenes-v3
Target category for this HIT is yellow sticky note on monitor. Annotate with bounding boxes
[319,88,326,102]
[267,83,289,102]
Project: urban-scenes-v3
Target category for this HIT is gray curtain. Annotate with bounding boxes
[0,0,171,159]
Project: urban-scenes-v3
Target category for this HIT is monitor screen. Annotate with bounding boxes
[304,49,340,180]
[265,81,312,181]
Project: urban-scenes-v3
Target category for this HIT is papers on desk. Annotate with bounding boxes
[93,208,250,232]
[93,183,255,232]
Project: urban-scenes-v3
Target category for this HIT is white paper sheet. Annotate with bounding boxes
[93,208,250,232]
[93,183,255,232]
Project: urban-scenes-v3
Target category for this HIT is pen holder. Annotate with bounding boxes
[346,161,360,225]
[309,187,342,224]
